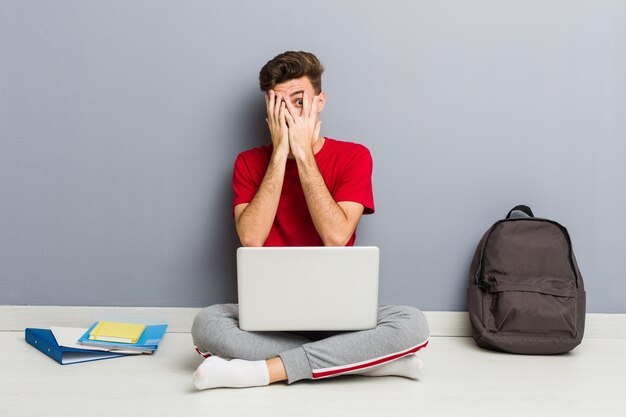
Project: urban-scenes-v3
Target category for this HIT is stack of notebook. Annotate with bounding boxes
[25,321,168,365]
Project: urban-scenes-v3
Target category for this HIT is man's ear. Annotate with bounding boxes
[316,92,327,113]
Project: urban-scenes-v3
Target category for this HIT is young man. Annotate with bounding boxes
[191,51,430,390]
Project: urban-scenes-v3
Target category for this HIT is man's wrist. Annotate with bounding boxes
[270,147,289,165]
[293,146,316,169]
[289,138,313,160]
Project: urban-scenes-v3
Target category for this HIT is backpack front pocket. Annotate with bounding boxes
[482,275,578,337]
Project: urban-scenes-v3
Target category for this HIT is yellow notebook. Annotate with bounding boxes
[88,321,146,344]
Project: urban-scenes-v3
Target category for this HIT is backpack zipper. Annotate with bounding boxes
[478,275,497,291]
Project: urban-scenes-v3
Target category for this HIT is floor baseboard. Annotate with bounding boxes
[1,305,624,338]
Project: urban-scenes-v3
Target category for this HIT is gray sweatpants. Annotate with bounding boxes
[191,304,430,383]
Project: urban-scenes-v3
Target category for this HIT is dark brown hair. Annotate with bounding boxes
[259,51,324,94]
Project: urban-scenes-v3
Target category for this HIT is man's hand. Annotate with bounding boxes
[265,90,289,158]
[284,92,321,160]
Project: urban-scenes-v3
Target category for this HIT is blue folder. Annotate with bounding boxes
[25,328,131,365]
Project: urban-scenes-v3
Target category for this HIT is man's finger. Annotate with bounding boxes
[279,102,288,127]
[274,92,283,121]
[266,90,275,120]
[310,95,319,120]
[302,91,310,118]
[284,96,297,119]
[284,102,295,126]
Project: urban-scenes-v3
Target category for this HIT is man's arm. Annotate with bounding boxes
[284,93,365,246]
[234,152,287,246]
[235,91,289,247]
[296,153,365,246]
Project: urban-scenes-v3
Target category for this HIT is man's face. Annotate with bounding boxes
[269,76,326,116]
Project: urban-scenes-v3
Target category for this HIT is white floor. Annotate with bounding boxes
[2,331,625,417]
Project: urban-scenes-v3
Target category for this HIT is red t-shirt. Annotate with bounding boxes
[232,137,375,246]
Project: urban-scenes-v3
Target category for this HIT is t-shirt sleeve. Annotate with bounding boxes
[232,153,259,214]
[333,146,375,214]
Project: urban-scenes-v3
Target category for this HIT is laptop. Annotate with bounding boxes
[237,246,379,331]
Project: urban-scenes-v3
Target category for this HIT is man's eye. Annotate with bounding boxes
[296,98,303,106]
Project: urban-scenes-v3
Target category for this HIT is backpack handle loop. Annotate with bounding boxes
[506,205,534,219]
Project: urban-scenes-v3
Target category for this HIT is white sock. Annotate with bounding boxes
[360,354,424,380]
[193,356,270,390]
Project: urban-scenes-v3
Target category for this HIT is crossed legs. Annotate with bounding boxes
[191,304,430,389]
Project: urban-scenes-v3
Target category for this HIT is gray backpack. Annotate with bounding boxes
[468,205,586,354]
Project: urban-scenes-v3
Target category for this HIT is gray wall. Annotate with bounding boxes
[1,1,624,312]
